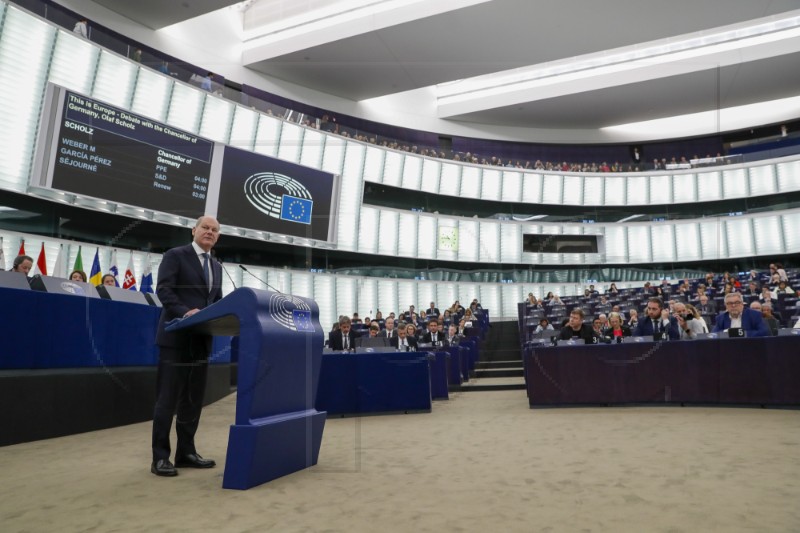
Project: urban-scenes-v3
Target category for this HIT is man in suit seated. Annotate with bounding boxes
[390,322,418,352]
[381,316,398,339]
[445,324,464,346]
[421,318,445,347]
[426,301,440,318]
[329,316,357,351]
[633,297,680,340]
[713,292,770,337]
[558,309,599,344]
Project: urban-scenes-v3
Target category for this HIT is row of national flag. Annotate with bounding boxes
[3,237,153,292]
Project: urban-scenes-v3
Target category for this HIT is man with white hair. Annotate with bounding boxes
[712,292,769,337]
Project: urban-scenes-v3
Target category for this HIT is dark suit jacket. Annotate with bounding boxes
[633,316,680,340]
[155,244,222,349]
[712,308,770,337]
[329,329,357,351]
[381,328,398,339]
[390,335,418,351]
[426,307,440,316]
[421,331,446,346]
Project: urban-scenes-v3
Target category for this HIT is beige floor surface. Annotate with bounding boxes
[1,390,799,533]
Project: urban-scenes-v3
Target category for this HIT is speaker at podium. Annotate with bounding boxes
[29,274,100,298]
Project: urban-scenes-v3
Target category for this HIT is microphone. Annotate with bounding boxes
[216,258,237,289]
[239,264,281,293]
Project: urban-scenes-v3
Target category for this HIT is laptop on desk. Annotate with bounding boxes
[356,336,390,348]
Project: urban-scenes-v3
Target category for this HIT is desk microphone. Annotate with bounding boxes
[216,258,237,289]
[239,264,282,293]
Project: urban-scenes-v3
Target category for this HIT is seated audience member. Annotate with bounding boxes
[544,291,554,302]
[583,289,592,298]
[101,273,117,287]
[526,293,540,306]
[457,318,468,336]
[368,323,380,337]
[329,316,357,351]
[633,297,680,339]
[534,318,554,333]
[391,323,417,352]
[421,319,444,346]
[603,312,631,341]
[558,309,599,344]
[597,313,608,329]
[69,270,87,282]
[363,317,372,328]
[743,281,761,297]
[592,318,603,336]
[405,323,418,340]
[351,312,362,324]
[374,310,383,321]
[751,302,779,336]
[627,309,639,329]
[673,302,707,340]
[770,263,789,283]
[712,293,769,337]
[549,294,564,307]
[445,324,463,346]
[607,283,619,294]
[697,294,716,315]
[381,317,398,339]
[642,282,654,295]
[450,300,465,315]
[759,287,776,304]
[442,309,453,324]
[402,305,416,321]
[774,281,795,295]
[426,301,440,317]
[588,284,599,295]
[470,298,482,310]
[11,255,33,276]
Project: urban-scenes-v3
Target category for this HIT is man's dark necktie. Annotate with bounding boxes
[201,253,210,291]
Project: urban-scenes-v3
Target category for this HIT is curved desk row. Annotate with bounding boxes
[524,336,800,407]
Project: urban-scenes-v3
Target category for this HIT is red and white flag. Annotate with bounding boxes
[122,254,137,290]
[18,240,25,256]
[35,242,47,276]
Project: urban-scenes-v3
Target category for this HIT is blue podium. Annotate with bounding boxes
[167,287,326,490]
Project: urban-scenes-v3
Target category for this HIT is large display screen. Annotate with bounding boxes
[215,146,339,242]
[36,86,213,218]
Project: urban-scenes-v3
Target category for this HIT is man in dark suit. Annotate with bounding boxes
[381,316,398,339]
[426,301,440,317]
[633,297,680,340]
[445,324,463,347]
[421,318,444,347]
[151,216,223,477]
[329,316,357,351]
[712,292,770,337]
[390,324,418,352]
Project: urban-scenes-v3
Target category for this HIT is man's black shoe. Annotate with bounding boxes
[151,459,178,477]
[175,453,216,469]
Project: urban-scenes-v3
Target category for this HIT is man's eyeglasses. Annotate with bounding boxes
[725,301,743,306]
